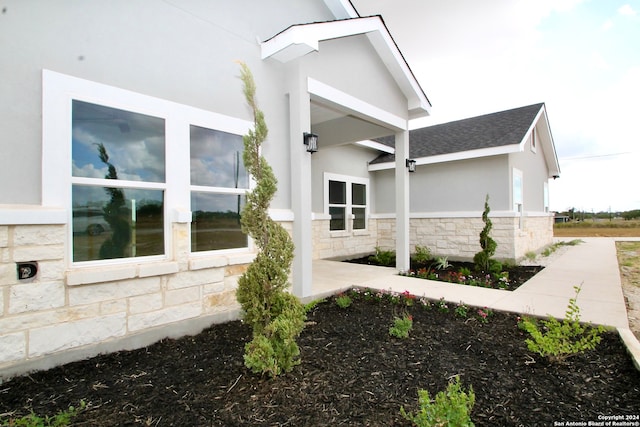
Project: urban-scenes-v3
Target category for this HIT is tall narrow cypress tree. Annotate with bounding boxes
[473,194,501,273]
[235,62,306,377]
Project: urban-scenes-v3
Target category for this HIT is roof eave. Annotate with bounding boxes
[368,145,520,172]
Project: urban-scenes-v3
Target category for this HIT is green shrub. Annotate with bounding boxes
[400,377,475,427]
[519,285,607,363]
[2,401,85,427]
[369,246,396,266]
[473,194,502,273]
[413,245,432,265]
[235,63,305,377]
[389,314,413,338]
[335,294,352,309]
[458,267,472,277]
[303,298,326,313]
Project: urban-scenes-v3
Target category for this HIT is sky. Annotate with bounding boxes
[352,0,640,213]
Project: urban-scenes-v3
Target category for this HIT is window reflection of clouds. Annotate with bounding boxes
[190,125,248,189]
[72,100,166,183]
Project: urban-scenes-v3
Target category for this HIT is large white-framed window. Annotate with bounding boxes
[43,70,252,266]
[324,173,369,233]
[190,125,249,252]
[71,100,167,262]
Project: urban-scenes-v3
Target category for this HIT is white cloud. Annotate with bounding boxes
[590,51,611,70]
[353,0,640,211]
[601,18,613,31]
[618,4,637,16]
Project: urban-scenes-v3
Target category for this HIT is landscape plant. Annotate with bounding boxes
[369,246,396,266]
[454,302,469,318]
[435,256,451,270]
[436,298,449,312]
[476,307,493,323]
[400,376,475,427]
[1,401,85,427]
[389,313,413,339]
[473,194,502,274]
[335,293,352,309]
[235,62,306,377]
[413,245,432,265]
[519,285,607,363]
[303,298,326,313]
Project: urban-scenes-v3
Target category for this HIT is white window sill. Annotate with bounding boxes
[66,261,180,286]
[330,229,370,238]
[66,251,257,286]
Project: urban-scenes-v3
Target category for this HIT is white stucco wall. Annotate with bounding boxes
[0,0,335,207]
[310,144,379,214]
[509,126,552,212]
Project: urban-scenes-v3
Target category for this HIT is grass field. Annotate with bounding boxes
[554,220,640,237]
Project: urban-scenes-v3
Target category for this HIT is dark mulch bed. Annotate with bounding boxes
[346,256,544,291]
[2,293,639,426]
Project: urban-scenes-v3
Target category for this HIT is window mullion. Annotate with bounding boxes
[71,177,166,190]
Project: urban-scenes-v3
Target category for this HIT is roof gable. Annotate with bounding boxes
[261,16,431,119]
[369,103,560,177]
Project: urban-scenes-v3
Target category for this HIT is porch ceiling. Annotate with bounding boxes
[310,101,394,148]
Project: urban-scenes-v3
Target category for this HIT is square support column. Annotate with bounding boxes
[287,68,313,298]
[395,129,410,272]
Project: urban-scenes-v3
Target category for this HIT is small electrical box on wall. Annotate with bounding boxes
[17,262,38,281]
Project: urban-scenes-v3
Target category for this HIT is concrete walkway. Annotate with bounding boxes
[311,237,640,369]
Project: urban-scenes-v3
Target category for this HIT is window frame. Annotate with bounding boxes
[512,168,524,229]
[323,172,370,234]
[43,70,252,267]
[189,125,251,254]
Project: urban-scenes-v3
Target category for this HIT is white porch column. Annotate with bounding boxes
[395,129,411,272]
[287,67,313,298]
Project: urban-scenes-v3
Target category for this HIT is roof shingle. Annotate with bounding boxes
[371,103,544,164]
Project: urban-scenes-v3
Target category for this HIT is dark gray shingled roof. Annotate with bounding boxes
[370,103,544,164]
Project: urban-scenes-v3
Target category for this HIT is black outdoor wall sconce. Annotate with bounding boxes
[406,158,416,172]
[303,132,318,153]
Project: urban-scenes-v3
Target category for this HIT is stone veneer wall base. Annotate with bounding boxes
[0,309,240,382]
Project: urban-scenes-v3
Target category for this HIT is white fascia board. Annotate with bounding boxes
[368,162,394,172]
[308,78,407,130]
[354,139,395,154]
[261,27,320,62]
[367,144,521,172]
[262,17,430,118]
[517,105,544,150]
[322,0,359,19]
[538,107,561,177]
[362,30,431,118]
[262,19,379,62]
